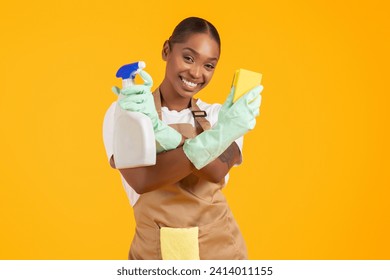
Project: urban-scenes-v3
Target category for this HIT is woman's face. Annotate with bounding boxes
[162,32,220,99]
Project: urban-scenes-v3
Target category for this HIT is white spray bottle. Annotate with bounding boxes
[113,61,156,168]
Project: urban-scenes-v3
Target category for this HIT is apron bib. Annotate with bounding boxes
[128,89,247,260]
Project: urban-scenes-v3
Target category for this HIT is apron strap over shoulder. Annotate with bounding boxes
[153,88,211,133]
[191,98,211,132]
[153,89,163,121]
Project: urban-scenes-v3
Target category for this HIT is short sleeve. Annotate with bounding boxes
[233,136,244,165]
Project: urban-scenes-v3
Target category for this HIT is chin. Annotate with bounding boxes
[175,85,200,98]
[178,90,197,99]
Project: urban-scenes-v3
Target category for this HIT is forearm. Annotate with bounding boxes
[115,147,194,194]
[110,139,240,192]
[193,142,242,183]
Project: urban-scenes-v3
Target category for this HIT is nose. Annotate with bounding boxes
[188,64,202,79]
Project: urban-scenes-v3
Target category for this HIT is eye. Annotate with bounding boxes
[184,56,194,63]
[205,63,215,70]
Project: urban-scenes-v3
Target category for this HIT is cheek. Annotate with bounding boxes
[204,71,214,83]
[167,57,185,75]
[166,61,178,78]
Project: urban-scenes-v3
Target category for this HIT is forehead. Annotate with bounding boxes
[173,33,220,59]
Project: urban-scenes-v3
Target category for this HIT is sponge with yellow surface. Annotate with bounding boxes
[160,227,200,260]
[232,69,263,102]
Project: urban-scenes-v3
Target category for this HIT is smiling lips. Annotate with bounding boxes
[180,76,200,89]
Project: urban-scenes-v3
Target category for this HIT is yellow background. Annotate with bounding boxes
[1,0,389,259]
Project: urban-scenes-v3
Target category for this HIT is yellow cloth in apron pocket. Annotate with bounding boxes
[160,227,200,260]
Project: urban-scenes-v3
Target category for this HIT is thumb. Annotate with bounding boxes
[138,70,153,87]
[222,86,235,109]
[121,85,149,96]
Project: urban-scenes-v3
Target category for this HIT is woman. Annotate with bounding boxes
[103,17,263,259]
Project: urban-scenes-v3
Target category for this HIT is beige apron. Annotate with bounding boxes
[128,89,248,260]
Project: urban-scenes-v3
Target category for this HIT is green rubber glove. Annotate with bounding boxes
[118,70,182,153]
[183,85,263,169]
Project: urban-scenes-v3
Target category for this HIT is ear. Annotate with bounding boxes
[162,40,170,61]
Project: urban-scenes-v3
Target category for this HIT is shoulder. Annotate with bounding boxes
[196,98,221,112]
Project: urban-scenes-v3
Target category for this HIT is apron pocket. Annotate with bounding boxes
[198,214,246,260]
[129,226,161,260]
[160,227,200,260]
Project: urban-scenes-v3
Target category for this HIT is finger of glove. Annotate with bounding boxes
[119,100,145,112]
[139,70,153,87]
[144,93,159,118]
[250,84,264,95]
[248,118,257,130]
[231,86,259,112]
[222,86,235,110]
[247,94,261,113]
[112,86,120,95]
[228,93,260,122]
[120,94,148,104]
[121,85,149,96]
[144,91,154,103]
[243,85,263,104]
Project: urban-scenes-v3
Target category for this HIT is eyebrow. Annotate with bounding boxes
[182,47,219,61]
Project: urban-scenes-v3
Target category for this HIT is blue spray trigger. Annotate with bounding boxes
[116,62,139,80]
[116,61,146,80]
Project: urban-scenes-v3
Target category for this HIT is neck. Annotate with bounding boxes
[159,83,191,111]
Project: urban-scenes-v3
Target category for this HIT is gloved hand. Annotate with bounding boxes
[118,70,182,153]
[183,85,263,169]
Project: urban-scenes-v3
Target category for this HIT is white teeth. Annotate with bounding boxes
[181,77,197,88]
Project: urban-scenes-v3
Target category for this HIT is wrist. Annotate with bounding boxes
[183,129,231,170]
[183,137,213,170]
[154,122,182,151]
[178,135,187,147]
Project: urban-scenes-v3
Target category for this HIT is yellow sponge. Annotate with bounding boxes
[160,227,200,260]
[232,69,262,102]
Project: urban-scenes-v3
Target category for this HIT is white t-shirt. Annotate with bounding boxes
[102,99,243,206]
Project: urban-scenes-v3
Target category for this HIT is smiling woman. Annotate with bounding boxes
[102,17,263,260]
[160,20,221,110]
[161,33,219,108]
